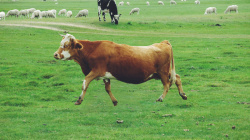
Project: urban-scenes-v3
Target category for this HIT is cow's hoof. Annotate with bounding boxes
[75,100,82,105]
[182,96,187,100]
[113,101,118,106]
[156,98,163,102]
[180,93,187,100]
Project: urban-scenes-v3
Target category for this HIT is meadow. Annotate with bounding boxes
[0,0,249,139]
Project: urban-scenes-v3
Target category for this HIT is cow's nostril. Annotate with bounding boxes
[54,53,58,58]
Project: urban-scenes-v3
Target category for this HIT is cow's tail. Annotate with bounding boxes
[170,45,176,85]
[162,40,176,85]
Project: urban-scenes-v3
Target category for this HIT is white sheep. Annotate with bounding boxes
[40,11,48,18]
[129,8,140,15]
[224,5,238,14]
[127,2,130,6]
[204,7,217,15]
[66,11,72,17]
[30,10,41,19]
[18,9,29,18]
[195,0,200,4]
[49,9,56,18]
[146,1,150,6]
[47,11,56,18]
[170,0,177,5]
[75,9,88,18]
[27,8,36,14]
[6,9,19,17]
[119,1,124,6]
[158,1,164,5]
[181,0,186,1]
[0,12,6,21]
[58,9,67,16]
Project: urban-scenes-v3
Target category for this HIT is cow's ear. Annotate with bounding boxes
[70,38,75,43]
[75,42,83,50]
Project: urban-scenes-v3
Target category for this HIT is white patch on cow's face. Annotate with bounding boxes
[60,34,75,48]
[114,15,120,20]
[61,50,71,60]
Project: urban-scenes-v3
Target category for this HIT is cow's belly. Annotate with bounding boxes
[107,61,157,84]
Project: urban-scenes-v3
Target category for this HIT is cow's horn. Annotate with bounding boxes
[59,33,65,37]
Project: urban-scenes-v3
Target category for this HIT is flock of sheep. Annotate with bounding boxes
[120,1,238,15]
[0,8,88,21]
[0,0,239,21]
[204,5,238,15]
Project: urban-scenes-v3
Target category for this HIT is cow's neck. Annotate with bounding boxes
[72,40,98,76]
[72,49,90,76]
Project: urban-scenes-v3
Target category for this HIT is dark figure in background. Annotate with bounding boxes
[98,0,121,24]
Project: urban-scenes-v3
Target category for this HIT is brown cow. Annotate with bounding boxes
[54,34,187,106]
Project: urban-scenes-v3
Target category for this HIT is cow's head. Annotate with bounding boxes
[54,34,83,60]
[114,14,121,24]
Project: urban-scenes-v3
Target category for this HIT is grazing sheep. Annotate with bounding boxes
[224,5,238,14]
[18,9,29,18]
[66,11,72,17]
[127,2,130,6]
[146,1,150,6]
[0,12,6,21]
[6,9,19,17]
[27,8,36,14]
[49,9,56,18]
[129,8,140,15]
[204,7,217,15]
[58,9,67,16]
[158,1,164,5]
[40,11,48,18]
[195,0,200,4]
[75,9,88,18]
[170,0,177,5]
[47,11,56,18]
[31,10,41,19]
[119,1,124,6]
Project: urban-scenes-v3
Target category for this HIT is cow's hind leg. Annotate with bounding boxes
[75,71,99,105]
[157,74,171,102]
[103,79,118,106]
[176,74,187,100]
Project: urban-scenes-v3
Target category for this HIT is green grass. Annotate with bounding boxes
[0,0,250,139]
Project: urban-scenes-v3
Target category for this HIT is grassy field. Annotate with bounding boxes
[0,0,249,139]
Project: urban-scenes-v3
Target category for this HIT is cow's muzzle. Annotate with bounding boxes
[54,52,59,59]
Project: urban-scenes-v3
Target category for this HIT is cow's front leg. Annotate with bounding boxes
[102,12,106,21]
[110,13,114,23]
[103,79,118,106]
[75,71,100,105]
[98,6,101,21]
[98,12,101,21]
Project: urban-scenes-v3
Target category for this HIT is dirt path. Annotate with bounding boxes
[1,21,249,39]
[1,21,112,32]
[0,23,65,32]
